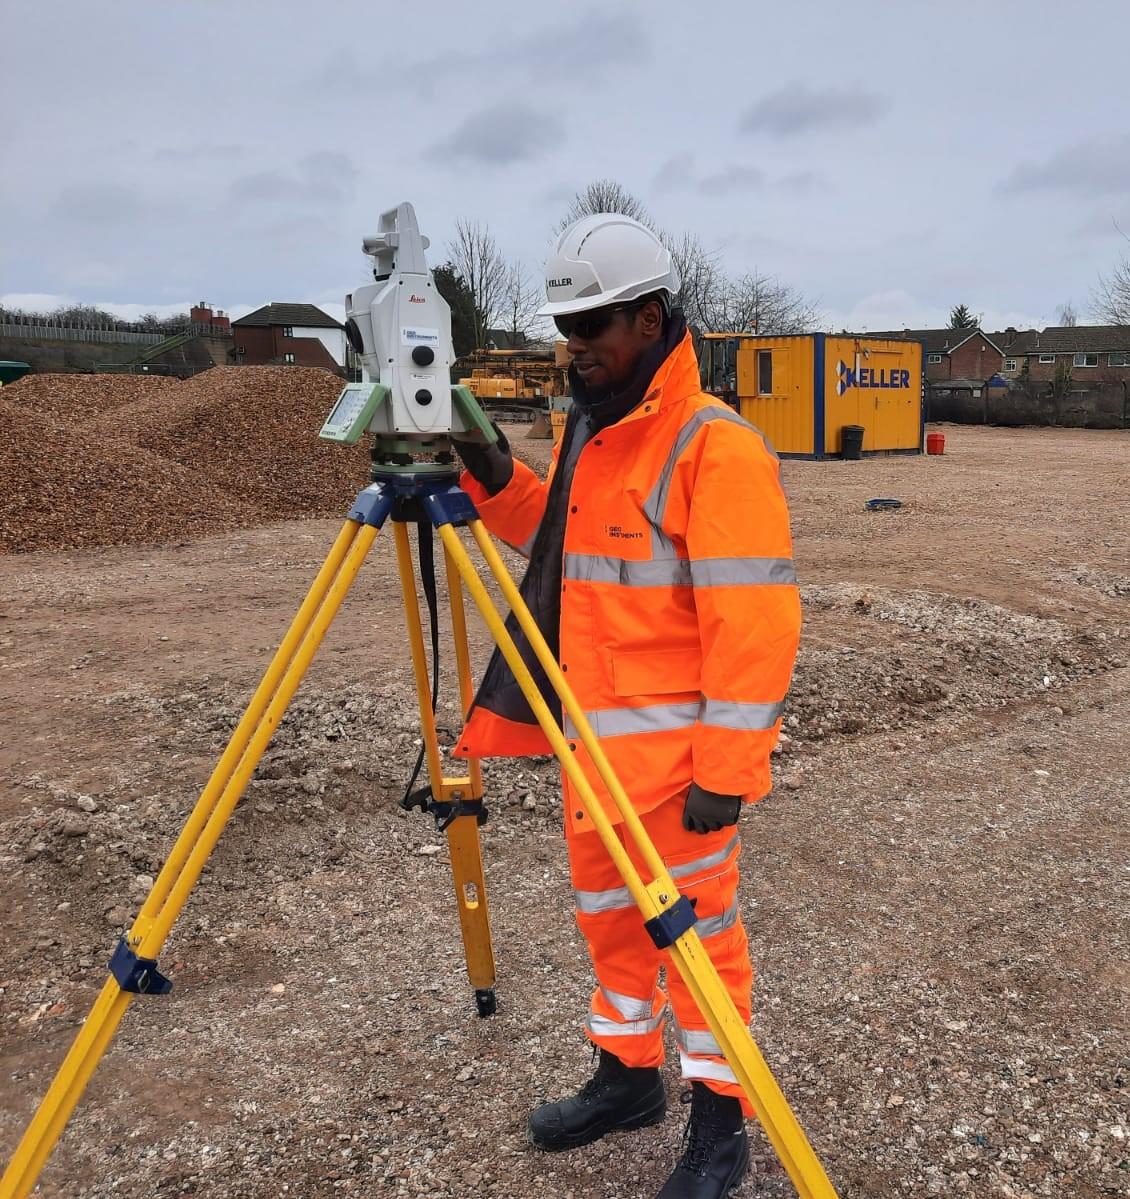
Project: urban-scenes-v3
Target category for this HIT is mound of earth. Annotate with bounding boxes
[0,397,252,553]
[3,372,179,423]
[111,366,370,516]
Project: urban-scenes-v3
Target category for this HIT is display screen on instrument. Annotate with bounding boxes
[325,387,369,434]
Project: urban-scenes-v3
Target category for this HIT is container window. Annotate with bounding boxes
[1073,352,1098,367]
[757,350,772,395]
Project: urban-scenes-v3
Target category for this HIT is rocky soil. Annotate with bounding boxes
[1,422,1127,1197]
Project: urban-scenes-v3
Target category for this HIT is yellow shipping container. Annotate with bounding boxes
[707,334,923,458]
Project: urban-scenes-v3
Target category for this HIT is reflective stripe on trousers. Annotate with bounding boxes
[675,1018,740,1086]
[568,795,753,1111]
[574,834,740,916]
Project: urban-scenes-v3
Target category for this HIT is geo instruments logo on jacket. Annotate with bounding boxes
[836,359,911,396]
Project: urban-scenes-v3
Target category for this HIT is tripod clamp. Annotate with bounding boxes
[400,786,488,832]
[108,937,172,996]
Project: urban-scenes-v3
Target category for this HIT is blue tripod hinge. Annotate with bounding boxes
[109,937,173,995]
[348,483,396,528]
[643,895,698,950]
[423,487,479,528]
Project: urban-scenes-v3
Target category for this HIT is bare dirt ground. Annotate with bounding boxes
[1,424,1128,1198]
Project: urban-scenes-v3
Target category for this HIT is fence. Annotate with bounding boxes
[929,381,1129,429]
[0,323,166,346]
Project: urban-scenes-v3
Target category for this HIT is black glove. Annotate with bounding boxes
[452,422,514,498]
[682,783,741,834]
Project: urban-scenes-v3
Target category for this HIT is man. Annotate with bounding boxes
[453,214,801,1198]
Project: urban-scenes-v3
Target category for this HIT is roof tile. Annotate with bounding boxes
[233,303,342,330]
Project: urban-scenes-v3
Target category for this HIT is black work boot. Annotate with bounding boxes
[656,1083,749,1198]
[528,1047,666,1151]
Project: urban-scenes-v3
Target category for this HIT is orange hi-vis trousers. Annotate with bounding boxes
[566,793,754,1116]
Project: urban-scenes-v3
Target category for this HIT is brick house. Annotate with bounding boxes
[866,327,1004,385]
[231,303,347,373]
[992,325,1130,385]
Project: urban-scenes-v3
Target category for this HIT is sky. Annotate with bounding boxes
[3,0,1129,335]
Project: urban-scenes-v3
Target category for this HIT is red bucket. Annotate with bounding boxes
[926,432,945,455]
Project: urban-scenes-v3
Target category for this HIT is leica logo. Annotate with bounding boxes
[408,294,426,304]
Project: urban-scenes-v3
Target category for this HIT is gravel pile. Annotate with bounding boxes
[111,366,371,516]
[0,397,253,554]
[1,367,373,554]
[2,372,179,422]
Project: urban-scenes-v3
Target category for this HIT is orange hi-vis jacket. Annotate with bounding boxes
[455,332,801,836]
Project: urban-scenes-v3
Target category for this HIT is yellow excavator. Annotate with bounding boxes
[455,347,570,437]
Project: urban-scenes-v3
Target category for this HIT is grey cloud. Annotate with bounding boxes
[699,165,765,194]
[652,155,814,196]
[652,152,695,192]
[51,184,144,225]
[308,9,649,99]
[412,8,648,80]
[740,83,889,136]
[155,143,244,163]
[228,152,358,206]
[1000,135,1130,195]
[428,102,561,166]
[488,9,649,76]
[778,169,825,193]
[540,184,577,207]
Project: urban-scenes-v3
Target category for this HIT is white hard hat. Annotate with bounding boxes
[537,213,681,318]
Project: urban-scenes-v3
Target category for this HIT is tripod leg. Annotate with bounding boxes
[392,523,496,1014]
[443,537,494,1014]
[132,517,363,945]
[443,520,839,1199]
[1,520,381,1199]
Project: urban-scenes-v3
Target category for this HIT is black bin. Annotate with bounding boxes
[840,425,865,459]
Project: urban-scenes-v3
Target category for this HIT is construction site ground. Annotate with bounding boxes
[1,420,1127,1198]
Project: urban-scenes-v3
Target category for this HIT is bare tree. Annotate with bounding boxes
[498,260,546,346]
[1092,254,1130,326]
[729,271,818,334]
[674,258,817,336]
[556,179,654,233]
[448,219,508,349]
[665,231,721,332]
[1057,301,1079,326]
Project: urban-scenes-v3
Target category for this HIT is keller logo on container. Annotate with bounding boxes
[837,359,911,396]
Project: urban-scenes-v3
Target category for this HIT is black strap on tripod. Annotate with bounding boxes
[401,519,440,809]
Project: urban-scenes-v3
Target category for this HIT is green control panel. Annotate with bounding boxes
[319,383,390,443]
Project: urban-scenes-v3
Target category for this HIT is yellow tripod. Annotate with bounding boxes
[1,472,838,1199]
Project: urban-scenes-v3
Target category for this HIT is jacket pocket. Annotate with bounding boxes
[612,647,700,697]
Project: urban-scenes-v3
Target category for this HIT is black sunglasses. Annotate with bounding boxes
[554,301,646,341]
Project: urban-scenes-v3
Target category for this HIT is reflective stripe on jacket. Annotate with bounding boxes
[455,331,801,835]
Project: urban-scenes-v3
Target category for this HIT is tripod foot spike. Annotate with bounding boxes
[474,988,497,1018]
